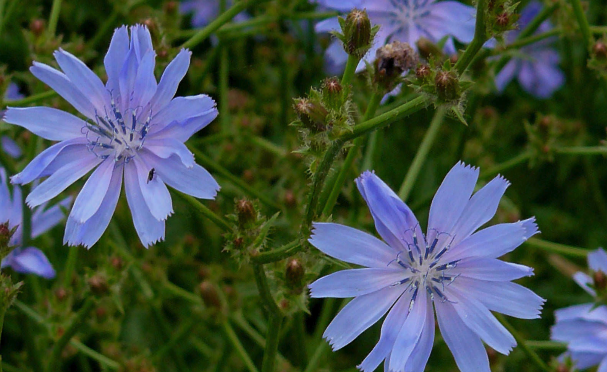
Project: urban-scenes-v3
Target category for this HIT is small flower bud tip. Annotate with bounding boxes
[344,9,372,57]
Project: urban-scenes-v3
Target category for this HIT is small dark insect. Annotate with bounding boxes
[147,168,156,183]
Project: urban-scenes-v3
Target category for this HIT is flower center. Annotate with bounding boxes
[84,96,151,165]
[388,228,460,311]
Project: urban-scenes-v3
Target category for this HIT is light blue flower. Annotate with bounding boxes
[2,83,24,158]
[3,25,220,248]
[180,0,249,28]
[551,248,607,371]
[0,167,69,279]
[494,1,564,98]
[308,162,543,372]
[315,0,477,72]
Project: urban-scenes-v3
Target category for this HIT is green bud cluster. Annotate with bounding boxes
[333,9,379,58]
[486,0,520,40]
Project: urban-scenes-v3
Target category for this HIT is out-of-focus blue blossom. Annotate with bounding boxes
[308,162,543,372]
[494,1,564,98]
[3,25,220,248]
[551,248,607,371]
[0,167,69,279]
[180,0,249,28]
[2,83,24,158]
[314,0,476,72]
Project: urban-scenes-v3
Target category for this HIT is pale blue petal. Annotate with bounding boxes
[152,95,218,129]
[571,352,606,369]
[424,1,476,43]
[404,295,435,372]
[552,319,607,342]
[144,138,195,168]
[104,26,130,94]
[427,162,479,238]
[2,247,56,279]
[573,272,596,296]
[140,150,219,200]
[26,153,101,207]
[308,222,398,268]
[118,43,138,111]
[132,25,153,60]
[150,49,191,112]
[315,17,340,33]
[324,40,349,74]
[450,287,516,354]
[54,49,111,111]
[455,257,534,281]
[598,357,607,372]
[450,175,510,245]
[133,155,173,221]
[131,50,157,109]
[11,138,88,185]
[70,158,116,223]
[150,109,218,142]
[589,248,607,273]
[309,268,408,298]
[356,170,421,251]
[64,165,122,248]
[3,107,86,141]
[323,285,403,350]
[457,278,544,319]
[389,290,429,370]
[30,62,97,119]
[495,60,518,92]
[316,0,363,11]
[31,197,72,239]
[124,162,165,247]
[1,136,22,158]
[435,300,491,372]
[570,336,607,354]
[0,168,10,222]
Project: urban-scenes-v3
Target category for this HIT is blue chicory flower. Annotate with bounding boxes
[2,83,24,158]
[494,1,564,98]
[180,0,249,28]
[315,0,476,73]
[0,167,69,279]
[308,162,543,372]
[551,248,607,370]
[2,25,220,248]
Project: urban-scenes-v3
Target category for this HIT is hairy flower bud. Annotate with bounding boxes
[322,77,342,96]
[374,41,418,91]
[285,259,305,293]
[495,12,510,28]
[593,41,607,60]
[236,199,256,228]
[416,37,443,60]
[435,71,459,101]
[294,98,329,132]
[343,9,372,57]
[415,64,431,81]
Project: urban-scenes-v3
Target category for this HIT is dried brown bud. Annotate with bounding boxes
[294,98,328,132]
[343,9,372,57]
[284,190,296,208]
[199,281,222,309]
[415,65,431,80]
[285,259,305,291]
[449,54,459,64]
[593,41,607,60]
[236,199,256,227]
[434,70,459,101]
[30,19,45,37]
[88,275,109,295]
[143,18,156,31]
[374,41,418,90]
[55,288,68,301]
[594,270,606,290]
[323,77,342,96]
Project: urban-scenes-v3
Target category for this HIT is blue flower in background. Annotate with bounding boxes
[495,1,564,98]
[0,167,70,279]
[3,25,220,248]
[551,248,607,370]
[2,83,24,158]
[315,0,476,72]
[180,0,248,28]
[309,162,543,372]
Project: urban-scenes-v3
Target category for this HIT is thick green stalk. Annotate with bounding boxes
[495,314,550,372]
[571,0,592,49]
[48,0,62,35]
[525,238,589,258]
[480,151,531,179]
[172,191,233,232]
[398,107,446,201]
[526,341,567,350]
[181,0,254,49]
[341,55,359,97]
[62,246,78,289]
[518,3,558,40]
[251,240,300,264]
[454,0,487,74]
[261,315,283,372]
[5,91,57,107]
[252,265,281,316]
[47,298,96,372]
[223,321,259,372]
[498,29,561,52]
[321,92,382,217]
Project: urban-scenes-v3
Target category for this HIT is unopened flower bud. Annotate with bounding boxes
[593,41,607,60]
[199,281,222,309]
[236,199,256,227]
[323,77,342,96]
[594,270,606,290]
[415,64,431,81]
[88,275,109,295]
[286,259,305,293]
[343,9,372,57]
[435,70,459,101]
[416,37,443,60]
[294,98,328,132]
[495,12,510,28]
[374,41,418,91]
[30,19,45,37]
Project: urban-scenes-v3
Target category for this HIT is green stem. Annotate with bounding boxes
[252,265,281,316]
[495,314,550,372]
[303,342,329,372]
[62,245,78,289]
[571,0,592,49]
[154,319,197,362]
[398,107,446,201]
[249,136,288,157]
[261,315,283,372]
[341,55,359,97]
[498,29,561,52]
[48,0,62,35]
[47,297,96,372]
[519,3,558,40]
[251,240,300,264]
[0,0,7,36]
[21,190,32,248]
[554,146,607,155]
[5,91,57,107]
[223,321,260,372]
[172,191,232,232]
[190,147,281,209]
[219,42,230,133]
[454,0,487,74]
[181,0,256,49]
[163,281,203,305]
[526,341,567,350]
[480,151,531,179]
[525,238,590,258]
[360,131,379,171]
[591,26,607,34]
[321,92,382,217]
[291,312,308,366]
